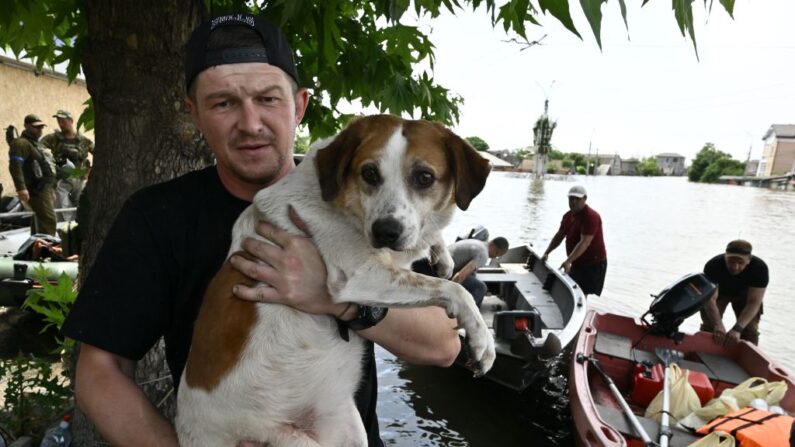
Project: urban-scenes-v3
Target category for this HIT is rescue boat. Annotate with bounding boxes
[569,273,795,446]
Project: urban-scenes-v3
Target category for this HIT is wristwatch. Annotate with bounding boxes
[336,305,389,341]
[731,323,744,333]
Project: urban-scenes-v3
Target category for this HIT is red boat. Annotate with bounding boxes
[570,274,795,446]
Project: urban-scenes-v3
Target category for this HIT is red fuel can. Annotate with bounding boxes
[631,363,714,406]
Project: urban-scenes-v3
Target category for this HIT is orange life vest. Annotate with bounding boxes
[696,407,794,447]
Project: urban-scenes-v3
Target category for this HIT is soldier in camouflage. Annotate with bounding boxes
[8,114,57,235]
[40,109,94,215]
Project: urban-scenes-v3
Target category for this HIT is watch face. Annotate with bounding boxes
[369,306,386,320]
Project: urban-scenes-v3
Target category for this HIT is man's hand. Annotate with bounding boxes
[540,253,549,263]
[229,207,343,317]
[18,189,29,202]
[711,322,727,344]
[725,328,742,345]
[561,260,572,273]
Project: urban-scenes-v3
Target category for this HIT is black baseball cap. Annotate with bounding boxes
[184,13,299,92]
[24,114,46,127]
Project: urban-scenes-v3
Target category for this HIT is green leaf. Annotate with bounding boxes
[718,0,735,18]
[538,0,581,39]
[579,0,607,49]
[673,0,699,59]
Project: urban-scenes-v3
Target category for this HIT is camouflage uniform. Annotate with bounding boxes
[40,130,93,211]
[8,131,57,235]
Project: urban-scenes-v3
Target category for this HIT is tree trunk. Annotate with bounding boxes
[72,1,211,444]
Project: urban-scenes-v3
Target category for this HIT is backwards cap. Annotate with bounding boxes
[184,13,299,92]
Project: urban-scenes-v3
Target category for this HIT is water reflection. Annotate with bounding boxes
[378,345,574,446]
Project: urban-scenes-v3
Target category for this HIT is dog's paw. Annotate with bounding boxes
[435,253,454,280]
[430,244,454,279]
[465,320,496,377]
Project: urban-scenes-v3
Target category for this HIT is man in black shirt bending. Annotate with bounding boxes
[699,239,769,345]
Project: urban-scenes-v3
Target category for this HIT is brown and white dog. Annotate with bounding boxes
[176,114,495,446]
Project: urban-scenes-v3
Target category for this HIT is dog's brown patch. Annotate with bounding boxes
[184,251,258,390]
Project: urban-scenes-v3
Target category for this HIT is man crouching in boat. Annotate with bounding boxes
[699,239,768,346]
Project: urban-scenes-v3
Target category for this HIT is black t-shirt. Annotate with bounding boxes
[62,167,382,446]
[703,254,769,298]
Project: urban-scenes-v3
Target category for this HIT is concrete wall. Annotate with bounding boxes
[0,56,92,195]
[769,140,795,175]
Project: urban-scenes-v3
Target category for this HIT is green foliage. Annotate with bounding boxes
[637,157,662,176]
[22,266,78,353]
[0,354,71,438]
[576,165,586,174]
[515,148,531,161]
[548,148,564,160]
[293,134,311,154]
[0,1,735,137]
[465,136,490,151]
[700,157,744,183]
[688,142,743,183]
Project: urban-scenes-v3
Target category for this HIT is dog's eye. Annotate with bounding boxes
[361,165,381,186]
[413,170,435,188]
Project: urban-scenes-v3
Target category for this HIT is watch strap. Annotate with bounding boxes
[347,305,388,331]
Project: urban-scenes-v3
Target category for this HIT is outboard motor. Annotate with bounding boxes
[641,273,716,341]
[455,224,489,243]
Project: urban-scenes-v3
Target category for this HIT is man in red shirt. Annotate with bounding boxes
[541,185,607,296]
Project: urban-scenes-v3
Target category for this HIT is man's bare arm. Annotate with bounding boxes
[74,344,179,447]
[230,220,460,367]
[562,234,594,272]
[541,230,565,262]
[451,260,479,284]
[723,287,765,344]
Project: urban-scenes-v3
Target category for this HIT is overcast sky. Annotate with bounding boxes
[413,0,795,163]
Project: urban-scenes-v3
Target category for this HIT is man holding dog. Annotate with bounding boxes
[540,185,607,296]
[62,14,460,447]
[699,239,768,346]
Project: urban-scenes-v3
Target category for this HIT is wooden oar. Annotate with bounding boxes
[576,354,656,446]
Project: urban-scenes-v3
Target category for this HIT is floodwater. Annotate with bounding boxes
[376,172,795,446]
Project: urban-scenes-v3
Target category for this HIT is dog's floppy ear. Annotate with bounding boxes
[443,128,491,210]
[314,120,364,202]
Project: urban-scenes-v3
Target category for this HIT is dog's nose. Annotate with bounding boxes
[371,218,403,249]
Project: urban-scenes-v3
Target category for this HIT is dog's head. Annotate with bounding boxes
[314,114,491,251]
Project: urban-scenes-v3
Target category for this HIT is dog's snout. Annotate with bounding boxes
[371,218,403,249]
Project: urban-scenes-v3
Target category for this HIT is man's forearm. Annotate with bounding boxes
[703,293,724,329]
[75,344,179,447]
[736,288,765,329]
[544,232,564,256]
[452,261,478,283]
[565,235,593,264]
[358,307,460,366]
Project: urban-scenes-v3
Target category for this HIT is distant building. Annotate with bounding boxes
[745,160,759,176]
[655,153,686,176]
[487,149,520,166]
[759,124,795,176]
[593,154,621,175]
[621,158,639,175]
[477,151,513,171]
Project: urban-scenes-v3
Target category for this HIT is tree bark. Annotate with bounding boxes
[72,1,210,444]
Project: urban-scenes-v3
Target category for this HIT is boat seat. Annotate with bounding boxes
[695,351,750,385]
[596,404,701,447]
[594,331,717,380]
